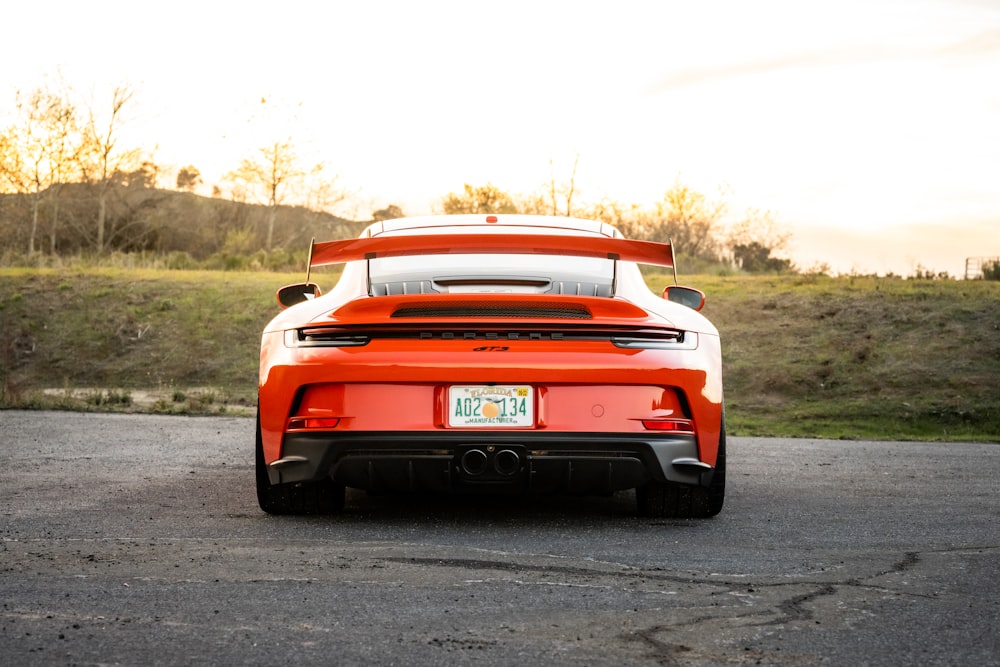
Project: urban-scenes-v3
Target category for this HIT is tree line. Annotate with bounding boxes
[440,179,792,273]
[1,81,792,273]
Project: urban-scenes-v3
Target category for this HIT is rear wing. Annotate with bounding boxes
[309,233,675,268]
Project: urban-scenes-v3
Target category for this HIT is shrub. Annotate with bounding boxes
[982,261,1000,281]
[163,251,195,270]
[87,389,133,407]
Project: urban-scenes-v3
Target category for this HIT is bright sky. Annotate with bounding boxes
[3,0,999,276]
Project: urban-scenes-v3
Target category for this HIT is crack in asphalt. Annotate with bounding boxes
[0,549,993,667]
[384,549,936,607]
[385,546,993,664]
[760,584,839,627]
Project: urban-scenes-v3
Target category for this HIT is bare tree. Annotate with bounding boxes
[577,197,642,236]
[0,86,81,254]
[372,204,404,222]
[440,183,518,214]
[548,161,558,216]
[226,141,304,250]
[42,90,81,254]
[78,84,142,252]
[503,156,581,217]
[0,131,29,250]
[726,208,792,272]
[302,162,349,218]
[577,182,727,262]
[547,154,580,217]
[176,165,202,192]
[123,161,158,188]
[649,182,727,259]
[726,208,790,255]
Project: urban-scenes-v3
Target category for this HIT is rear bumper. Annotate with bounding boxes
[268,431,714,494]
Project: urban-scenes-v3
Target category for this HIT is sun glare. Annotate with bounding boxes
[1,1,997,275]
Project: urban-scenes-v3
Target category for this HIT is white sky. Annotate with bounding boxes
[2,0,999,275]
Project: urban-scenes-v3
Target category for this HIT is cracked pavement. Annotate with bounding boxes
[1,411,998,665]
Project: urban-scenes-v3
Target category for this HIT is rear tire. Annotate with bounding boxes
[706,418,726,516]
[256,412,345,515]
[636,416,726,519]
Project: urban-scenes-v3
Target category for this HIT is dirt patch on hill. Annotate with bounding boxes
[39,386,255,416]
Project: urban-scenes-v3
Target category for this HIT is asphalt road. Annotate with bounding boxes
[1,411,998,666]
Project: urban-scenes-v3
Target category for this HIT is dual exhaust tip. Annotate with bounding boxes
[460,448,521,477]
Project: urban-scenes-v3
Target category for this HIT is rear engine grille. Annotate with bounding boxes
[391,305,592,319]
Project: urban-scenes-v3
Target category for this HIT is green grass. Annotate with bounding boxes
[682,273,999,441]
[0,266,337,416]
[2,268,998,441]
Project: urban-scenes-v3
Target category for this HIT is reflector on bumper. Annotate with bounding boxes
[640,419,694,434]
[287,417,341,430]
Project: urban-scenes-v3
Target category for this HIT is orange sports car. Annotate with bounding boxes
[256,214,725,518]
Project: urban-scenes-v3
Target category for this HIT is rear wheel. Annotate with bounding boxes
[636,417,727,519]
[256,412,345,515]
[706,419,726,516]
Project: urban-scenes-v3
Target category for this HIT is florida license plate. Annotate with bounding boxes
[447,385,534,427]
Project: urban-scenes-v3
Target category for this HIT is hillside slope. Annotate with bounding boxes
[1,269,997,441]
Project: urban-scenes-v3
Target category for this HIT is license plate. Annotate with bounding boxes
[447,385,534,427]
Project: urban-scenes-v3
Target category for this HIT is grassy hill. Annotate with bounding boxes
[1,267,997,441]
[694,273,999,441]
[0,184,365,263]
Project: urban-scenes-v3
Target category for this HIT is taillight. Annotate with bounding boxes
[285,328,369,348]
[611,332,697,350]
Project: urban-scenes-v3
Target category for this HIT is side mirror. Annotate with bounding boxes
[276,283,322,309]
[662,285,705,311]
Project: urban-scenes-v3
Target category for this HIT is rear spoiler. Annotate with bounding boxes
[309,234,675,269]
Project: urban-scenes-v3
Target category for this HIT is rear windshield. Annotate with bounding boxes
[368,253,615,297]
